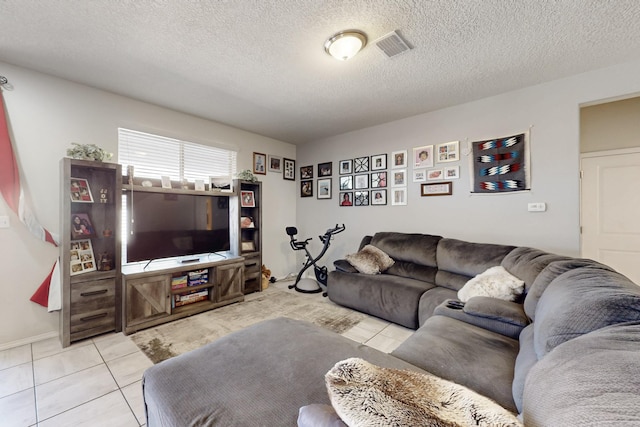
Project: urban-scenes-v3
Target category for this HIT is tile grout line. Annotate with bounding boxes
[30,342,38,426]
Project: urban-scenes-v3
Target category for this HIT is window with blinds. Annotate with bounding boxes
[118,128,237,181]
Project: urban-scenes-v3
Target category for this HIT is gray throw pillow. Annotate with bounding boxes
[345,244,394,274]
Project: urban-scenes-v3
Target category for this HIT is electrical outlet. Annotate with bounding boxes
[0,215,9,228]
[527,202,547,212]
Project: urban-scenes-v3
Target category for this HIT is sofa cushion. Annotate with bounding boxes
[501,247,569,293]
[418,287,458,326]
[369,232,441,267]
[326,358,522,427]
[391,315,519,412]
[345,244,394,274]
[533,267,640,358]
[297,404,347,427]
[512,324,536,414]
[458,266,524,302]
[328,270,435,329]
[523,322,640,426]
[523,258,613,320]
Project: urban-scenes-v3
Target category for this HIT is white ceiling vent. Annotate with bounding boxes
[374,31,411,58]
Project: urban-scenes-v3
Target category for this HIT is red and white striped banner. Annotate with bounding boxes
[1,88,60,310]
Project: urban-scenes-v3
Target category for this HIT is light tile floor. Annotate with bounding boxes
[0,280,412,427]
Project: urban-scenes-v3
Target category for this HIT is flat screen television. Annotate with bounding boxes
[124,191,230,263]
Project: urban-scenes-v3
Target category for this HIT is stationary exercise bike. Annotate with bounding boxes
[286,224,345,295]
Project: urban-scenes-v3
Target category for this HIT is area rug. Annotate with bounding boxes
[130,287,366,363]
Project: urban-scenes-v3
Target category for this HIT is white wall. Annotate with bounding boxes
[296,60,640,268]
[0,62,297,348]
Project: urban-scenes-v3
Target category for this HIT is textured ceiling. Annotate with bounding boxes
[1,1,640,144]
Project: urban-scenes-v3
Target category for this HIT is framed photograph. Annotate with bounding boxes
[371,154,387,171]
[195,179,205,191]
[391,188,407,206]
[317,178,332,199]
[339,175,353,190]
[412,169,427,182]
[253,152,267,175]
[300,180,313,197]
[240,216,255,228]
[392,169,407,187]
[371,189,387,205]
[240,190,256,207]
[427,169,444,180]
[71,213,95,239]
[354,174,369,189]
[353,156,369,173]
[354,191,369,206]
[241,241,256,252]
[318,162,332,177]
[283,158,296,181]
[444,165,460,179]
[69,239,96,276]
[161,176,172,189]
[421,181,453,196]
[70,178,93,203]
[339,191,353,206]
[412,145,434,168]
[210,176,233,192]
[436,141,460,163]
[371,171,387,188]
[268,155,282,172]
[300,165,313,179]
[392,150,408,169]
[339,159,353,175]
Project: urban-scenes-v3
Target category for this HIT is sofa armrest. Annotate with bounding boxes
[333,259,358,273]
[433,297,529,339]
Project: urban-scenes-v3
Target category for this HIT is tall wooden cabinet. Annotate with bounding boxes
[230,180,262,293]
[60,158,122,347]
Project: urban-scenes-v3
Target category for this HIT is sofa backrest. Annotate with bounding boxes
[369,232,442,283]
[435,238,515,291]
[501,247,569,293]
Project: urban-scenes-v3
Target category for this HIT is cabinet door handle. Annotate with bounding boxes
[80,289,108,297]
[245,263,258,267]
[80,313,108,322]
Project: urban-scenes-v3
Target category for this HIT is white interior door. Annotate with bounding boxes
[581,149,640,285]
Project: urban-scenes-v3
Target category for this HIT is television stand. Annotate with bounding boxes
[122,255,245,335]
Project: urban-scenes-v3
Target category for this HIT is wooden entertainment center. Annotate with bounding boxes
[60,158,263,345]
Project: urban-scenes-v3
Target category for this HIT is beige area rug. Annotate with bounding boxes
[130,287,366,363]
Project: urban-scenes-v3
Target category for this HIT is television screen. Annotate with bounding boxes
[125,191,230,263]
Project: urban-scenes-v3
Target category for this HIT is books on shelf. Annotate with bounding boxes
[173,289,209,308]
[187,269,208,286]
[171,275,188,290]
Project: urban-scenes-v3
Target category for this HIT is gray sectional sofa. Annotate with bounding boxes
[142,232,640,426]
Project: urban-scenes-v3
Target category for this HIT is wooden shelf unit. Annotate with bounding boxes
[230,180,262,293]
[121,256,244,334]
[60,158,122,347]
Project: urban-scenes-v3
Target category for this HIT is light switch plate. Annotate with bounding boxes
[527,202,547,212]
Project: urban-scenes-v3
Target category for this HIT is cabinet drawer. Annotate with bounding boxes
[70,306,115,334]
[71,279,116,311]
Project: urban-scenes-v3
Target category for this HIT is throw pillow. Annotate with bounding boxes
[326,358,522,427]
[345,245,394,274]
[458,266,524,302]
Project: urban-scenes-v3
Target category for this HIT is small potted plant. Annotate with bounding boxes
[66,143,113,162]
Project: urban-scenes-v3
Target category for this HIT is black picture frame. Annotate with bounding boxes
[300,165,313,179]
[283,158,296,181]
[318,162,332,177]
[339,176,353,190]
[339,159,353,175]
[353,156,369,173]
[371,154,387,171]
[300,180,313,197]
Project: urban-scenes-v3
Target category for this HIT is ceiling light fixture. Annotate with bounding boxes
[324,30,367,61]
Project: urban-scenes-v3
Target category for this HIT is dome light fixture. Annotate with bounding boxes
[324,30,367,61]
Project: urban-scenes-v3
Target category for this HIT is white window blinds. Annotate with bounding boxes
[118,128,237,181]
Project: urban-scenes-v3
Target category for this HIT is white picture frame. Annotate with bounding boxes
[427,169,444,180]
[412,169,427,182]
[161,176,172,189]
[412,145,434,168]
[436,140,460,163]
[391,188,407,206]
[268,155,282,172]
[391,150,408,169]
[444,165,460,179]
[392,169,407,187]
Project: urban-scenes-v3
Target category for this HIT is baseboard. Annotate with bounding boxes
[0,331,59,351]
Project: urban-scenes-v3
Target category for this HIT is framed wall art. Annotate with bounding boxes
[353,156,369,173]
[371,154,387,171]
[391,188,407,206]
[339,191,353,206]
[300,180,313,197]
[392,169,407,187]
[444,165,460,179]
[371,189,387,205]
[71,213,94,239]
[371,171,387,188]
[300,165,313,179]
[70,239,96,276]
[354,174,369,189]
[354,191,369,206]
[392,150,407,168]
[427,169,444,180]
[283,158,296,181]
[339,175,353,190]
[253,152,267,175]
[268,155,282,172]
[317,178,332,199]
[339,159,353,175]
[240,190,256,207]
[70,177,93,203]
[436,141,460,163]
[412,145,434,168]
[421,181,453,196]
[318,162,332,177]
[412,169,427,182]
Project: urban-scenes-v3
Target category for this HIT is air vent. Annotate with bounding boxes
[374,31,411,58]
